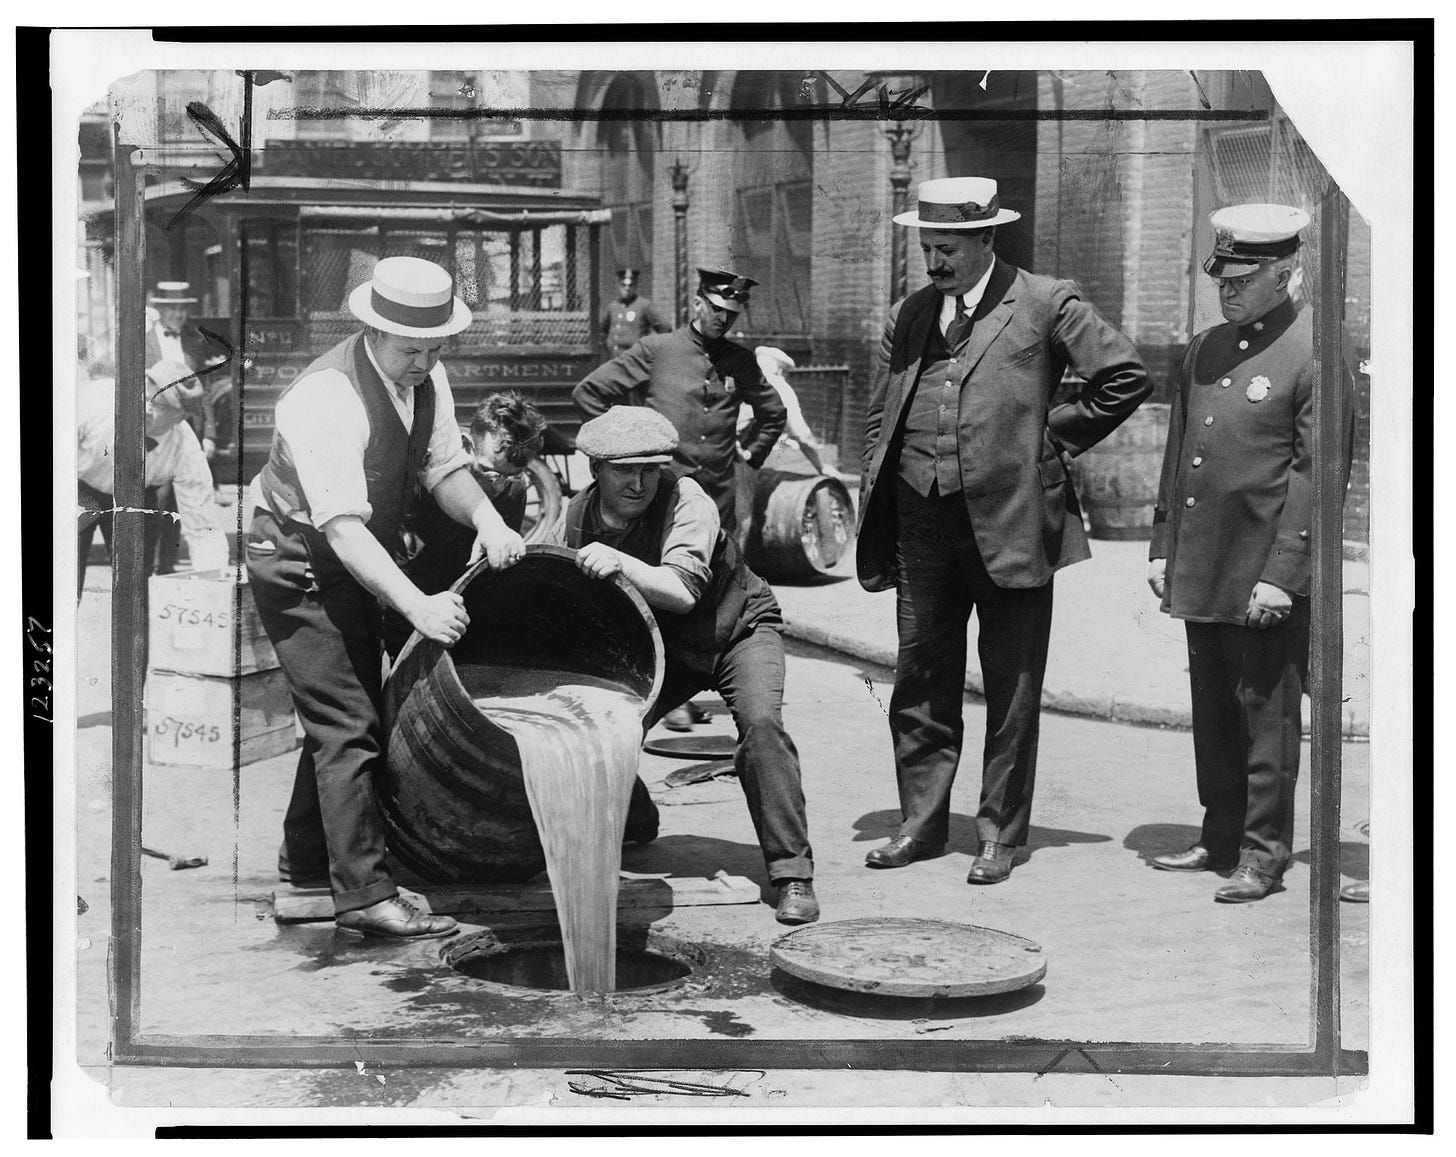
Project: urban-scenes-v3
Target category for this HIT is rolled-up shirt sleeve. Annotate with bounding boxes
[419,362,471,492]
[273,369,372,529]
[658,477,718,603]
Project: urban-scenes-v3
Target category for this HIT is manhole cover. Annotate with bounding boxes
[770,918,1046,998]
[643,734,738,760]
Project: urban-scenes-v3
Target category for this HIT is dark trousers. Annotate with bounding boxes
[1185,601,1310,876]
[77,480,163,599]
[636,627,813,882]
[889,480,1055,848]
[249,572,398,915]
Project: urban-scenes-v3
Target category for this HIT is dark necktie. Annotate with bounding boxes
[162,328,181,338]
[945,295,972,349]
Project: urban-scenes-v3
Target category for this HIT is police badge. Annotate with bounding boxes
[724,376,736,395]
[1246,375,1271,403]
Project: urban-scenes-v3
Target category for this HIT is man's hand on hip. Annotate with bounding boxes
[408,591,470,647]
[1245,581,1294,630]
[1147,557,1167,599]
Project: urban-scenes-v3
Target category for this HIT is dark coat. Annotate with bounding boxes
[573,324,787,491]
[856,259,1152,591]
[1149,297,1354,624]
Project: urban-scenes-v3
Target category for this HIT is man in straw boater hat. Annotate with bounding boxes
[857,176,1151,885]
[600,267,669,357]
[1146,203,1353,903]
[145,280,230,458]
[543,406,819,925]
[246,256,526,940]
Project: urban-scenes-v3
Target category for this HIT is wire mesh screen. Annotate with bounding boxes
[298,221,593,349]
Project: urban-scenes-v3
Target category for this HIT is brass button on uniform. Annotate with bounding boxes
[1238,340,1249,350]
[1220,378,1231,388]
[1192,456,1203,467]
[1204,416,1214,426]
[1185,497,1196,507]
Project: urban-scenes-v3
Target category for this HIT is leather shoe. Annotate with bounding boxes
[1213,865,1281,904]
[662,706,696,732]
[966,841,1016,885]
[864,834,944,869]
[774,879,819,925]
[1339,879,1370,903]
[1150,844,1232,873]
[336,895,458,940]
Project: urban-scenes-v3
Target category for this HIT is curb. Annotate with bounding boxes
[780,616,1369,740]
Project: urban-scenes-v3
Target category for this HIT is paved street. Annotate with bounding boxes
[67,562,1371,1112]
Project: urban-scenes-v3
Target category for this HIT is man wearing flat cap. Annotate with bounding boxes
[246,256,526,941]
[858,176,1151,885]
[600,268,669,357]
[1147,203,1353,903]
[543,406,819,926]
[574,267,787,537]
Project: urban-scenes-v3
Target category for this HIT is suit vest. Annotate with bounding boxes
[256,332,435,584]
[563,472,778,674]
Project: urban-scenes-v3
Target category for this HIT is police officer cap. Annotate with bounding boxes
[696,267,758,310]
[577,407,679,464]
[1204,203,1311,278]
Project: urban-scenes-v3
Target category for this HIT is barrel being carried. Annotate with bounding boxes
[381,545,664,884]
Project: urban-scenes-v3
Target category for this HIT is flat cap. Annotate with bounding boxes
[576,407,679,464]
[1204,203,1310,278]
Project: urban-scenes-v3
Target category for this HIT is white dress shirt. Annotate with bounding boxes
[252,334,471,530]
[936,260,997,334]
[76,376,228,571]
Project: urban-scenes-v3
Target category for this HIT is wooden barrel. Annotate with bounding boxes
[743,468,857,581]
[380,545,664,884]
[1070,403,1170,541]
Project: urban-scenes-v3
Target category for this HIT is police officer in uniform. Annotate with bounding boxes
[246,256,525,940]
[574,267,787,537]
[1147,203,1353,903]
[544,407,818,926]
[600,268,669,357]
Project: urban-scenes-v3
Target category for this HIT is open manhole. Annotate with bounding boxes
[443,929,703,995]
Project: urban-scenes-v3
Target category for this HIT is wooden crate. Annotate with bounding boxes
[149,568,279,676]
[146,667,298,769]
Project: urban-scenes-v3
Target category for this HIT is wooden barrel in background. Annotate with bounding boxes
[743,468,857,582]
[1070,403,1170,541]
[380,545,664,884]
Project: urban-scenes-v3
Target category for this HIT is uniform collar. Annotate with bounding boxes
[1237,295,1298,342]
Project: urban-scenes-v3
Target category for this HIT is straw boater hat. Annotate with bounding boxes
[893,177,1022,230]
[576,407,679,465]
[1203,203,1310,278]
[148,281,198,305]
[348,256,473,339]
[696,267,758,311]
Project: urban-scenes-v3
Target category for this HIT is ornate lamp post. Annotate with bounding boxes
[884,122,921,303]
[669,158,690,326]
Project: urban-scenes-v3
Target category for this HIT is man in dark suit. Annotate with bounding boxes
[857,177,1151,884]
[1147,203,1354,903]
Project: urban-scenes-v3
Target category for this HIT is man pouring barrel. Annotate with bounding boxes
[543,407,819,926]
[246,256,525,941]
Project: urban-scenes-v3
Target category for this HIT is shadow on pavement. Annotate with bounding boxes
[1123,821,1204,865]
[1291,839,1369,878]
[1022,824,1113,861]
[770,970,1046,1020]
[619,833,770,890]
